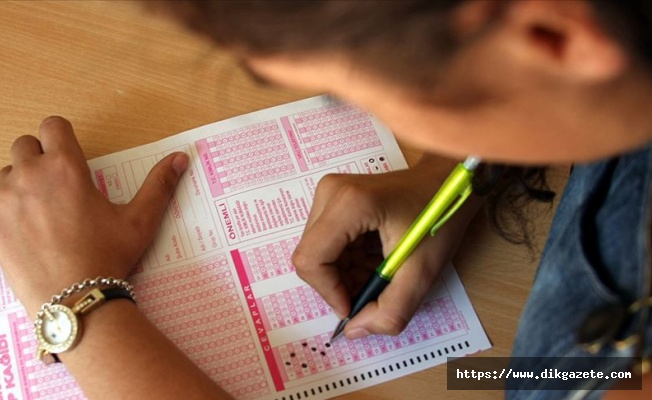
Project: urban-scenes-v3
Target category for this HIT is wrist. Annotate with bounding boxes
[20,272,131,316]
[33,277,137,364]
[55,298,140,364]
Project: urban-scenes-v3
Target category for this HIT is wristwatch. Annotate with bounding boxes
[35,287,134,364]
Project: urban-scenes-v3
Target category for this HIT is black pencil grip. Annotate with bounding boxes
[349,273,390,318]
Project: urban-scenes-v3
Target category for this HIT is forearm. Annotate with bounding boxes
[58,300,232,400]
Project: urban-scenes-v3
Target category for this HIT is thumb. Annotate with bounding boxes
[343,260,434,339]
[127,152,188,236]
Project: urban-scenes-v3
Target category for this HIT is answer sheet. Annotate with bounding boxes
[0,96,490,399]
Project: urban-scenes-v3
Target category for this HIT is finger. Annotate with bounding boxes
[301,174,343,232]
[344,256,441,338]
[126,152,188,238]
[38,116,85,160]
[10,135,42,164]
[347,199,477,339]
[293,226,350,318]
[0,165,12,179]
[293,191,380,318]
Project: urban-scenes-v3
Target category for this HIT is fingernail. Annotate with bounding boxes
[171,153,189,177]
[346,328,370,340]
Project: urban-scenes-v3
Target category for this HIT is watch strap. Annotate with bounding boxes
[102,287,136,303]
[72,287,135,316]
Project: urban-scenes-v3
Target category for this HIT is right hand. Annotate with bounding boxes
[292,155,480,339]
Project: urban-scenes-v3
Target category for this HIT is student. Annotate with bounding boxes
[0,1,650,399]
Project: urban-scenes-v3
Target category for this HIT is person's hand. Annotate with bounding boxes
[292,155,480,339]
[0,116,188,316]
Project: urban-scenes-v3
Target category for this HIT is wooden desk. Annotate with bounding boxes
[0,2,569,399]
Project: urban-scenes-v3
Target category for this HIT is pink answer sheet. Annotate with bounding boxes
[0,96,490,399]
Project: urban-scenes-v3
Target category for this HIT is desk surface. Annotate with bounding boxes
[0,2,569,399]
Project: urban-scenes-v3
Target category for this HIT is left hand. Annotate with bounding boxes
[0,116,188,316]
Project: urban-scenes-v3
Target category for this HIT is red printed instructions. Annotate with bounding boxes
[0,96,490,400]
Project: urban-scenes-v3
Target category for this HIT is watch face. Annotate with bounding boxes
[35,304,80,354]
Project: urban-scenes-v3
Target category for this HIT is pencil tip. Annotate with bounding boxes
[330,317,349,343]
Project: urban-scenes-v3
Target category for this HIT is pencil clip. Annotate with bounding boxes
[429,186,473,236]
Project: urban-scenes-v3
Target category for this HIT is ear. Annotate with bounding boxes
[497,0,629,81]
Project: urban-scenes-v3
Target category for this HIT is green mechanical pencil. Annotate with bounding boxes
[330,156,481,342]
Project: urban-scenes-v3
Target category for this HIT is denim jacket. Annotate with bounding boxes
[507,144,652,399]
